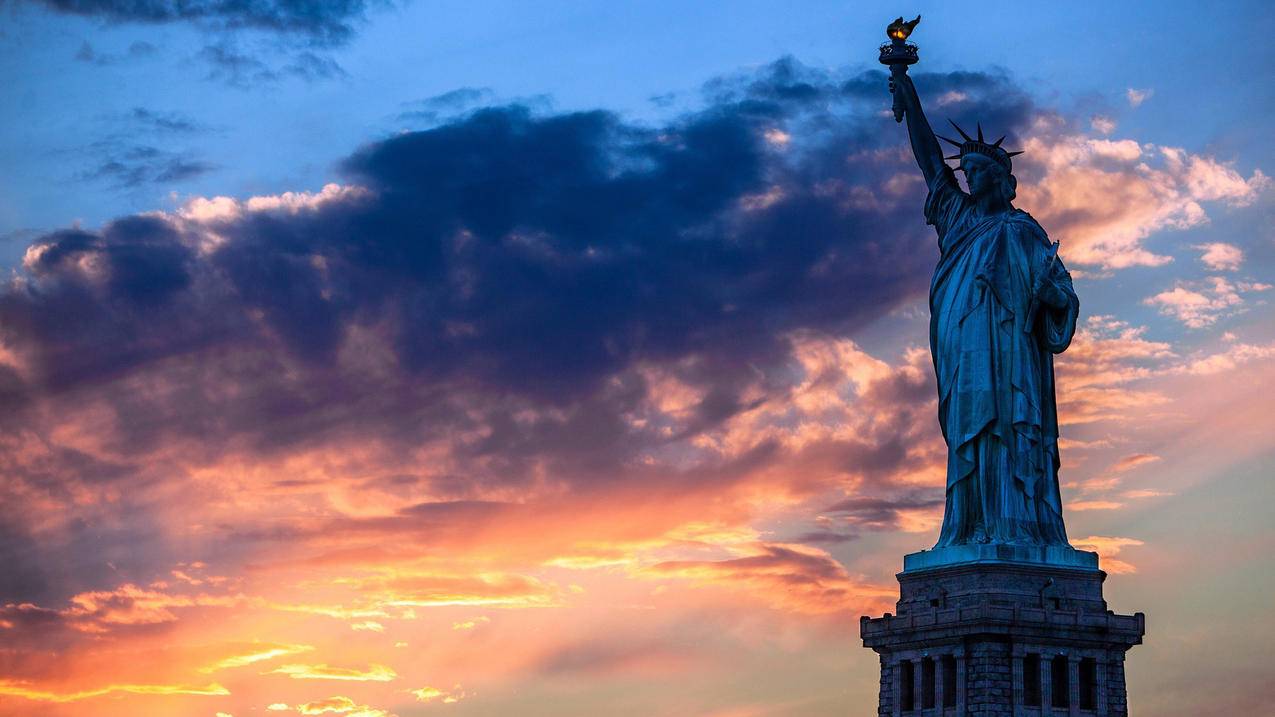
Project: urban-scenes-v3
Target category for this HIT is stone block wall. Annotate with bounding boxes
[861,560,1143,717]
[964,638,1013,715]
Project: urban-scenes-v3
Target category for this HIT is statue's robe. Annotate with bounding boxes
[925,166,1077,547]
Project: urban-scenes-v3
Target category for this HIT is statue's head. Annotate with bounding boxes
[960,153,1017,204]
[938,120,1022,205]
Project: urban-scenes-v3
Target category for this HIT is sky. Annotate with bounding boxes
[0,1,1272,716]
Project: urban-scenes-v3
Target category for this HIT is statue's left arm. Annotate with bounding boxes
[1033,256,1079,353]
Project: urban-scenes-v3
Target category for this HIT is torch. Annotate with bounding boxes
[879,15,920,123]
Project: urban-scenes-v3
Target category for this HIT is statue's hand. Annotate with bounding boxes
[889,68,918,112]
[1034,276,1070,310]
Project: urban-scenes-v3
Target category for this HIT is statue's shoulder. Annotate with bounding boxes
[1007,208,1051,246]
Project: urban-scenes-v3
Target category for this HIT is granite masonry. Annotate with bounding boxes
[860,546,1144,716]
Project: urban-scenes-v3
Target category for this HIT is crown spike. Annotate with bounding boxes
[947,119,973,142]
[1006,150,1024,157]
[976,123,984,142]
[936,133,964,148]
[944,154,962,161]
[993,135,1006,147]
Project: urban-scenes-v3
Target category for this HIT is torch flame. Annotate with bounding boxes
[886,15,921,41]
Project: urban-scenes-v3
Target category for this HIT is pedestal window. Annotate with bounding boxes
[900,659,915,711]
[1051,654,1070,708]
[1080,657,1098,710]
[1023,653,1041,706]
[921,657,935,709]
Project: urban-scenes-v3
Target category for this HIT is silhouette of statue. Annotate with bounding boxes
[890,70,1077,548]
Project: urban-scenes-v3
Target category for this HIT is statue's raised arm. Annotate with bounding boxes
[889,70,946,186]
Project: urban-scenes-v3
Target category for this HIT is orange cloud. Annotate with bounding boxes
[63,583,245,630]
[294,695,396,716]
[646,542,893,616]
[0,679,229,703]
[1073,536,1145,574]
[264,664,397,682]
[201,643,315,673]
[1111,453,1161,473]
[1067,500,1123,511]
[408,685,464,704]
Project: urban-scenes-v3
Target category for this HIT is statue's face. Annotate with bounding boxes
[960,154,1002,199]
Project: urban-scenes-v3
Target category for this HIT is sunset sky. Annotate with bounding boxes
[1,2,1272,716]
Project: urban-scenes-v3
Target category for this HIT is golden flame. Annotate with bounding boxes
[886,15,920,42]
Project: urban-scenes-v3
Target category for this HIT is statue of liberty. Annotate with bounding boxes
[889,68,1078,548]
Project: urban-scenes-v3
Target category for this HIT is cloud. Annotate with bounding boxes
[81,145,216,187]
[1144,277,1261,328]
[823,493,944,532]
[284,51,349,82]
[1072,535,1145,574]
[398,88,500,126]
[294,695,397,716]
[1066,500,1123,511]
[265,663,397,681]
[1090,115,1116,135]
[199,41,280,86]
[74,39,158,65]
[646,543,893,615]
[0,678,228,703]
[1016,135,1269,270]
[1182,341,1275,375]
[1110,453,1161,473]
[201,643,315,672]
[1126,88,1153,107]
[32,0,373,46]
[0,59,973,540]
[1053,315,1174,425]
[127,107,207,134]
[1194,242,1244,271]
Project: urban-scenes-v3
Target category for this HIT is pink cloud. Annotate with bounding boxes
[1144,277,1257,328]
[1015,133,1268,270]
[1194,242,1244,271]
[1126,88,1153,107]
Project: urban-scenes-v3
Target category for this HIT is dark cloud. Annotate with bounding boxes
[11,58,1036,448]
[284,50,348,82]
[127,107,205,134]
[83,145,216,187]
[794,530,860,545]
[199,41,346,86]
[74,39,158,64]
[823,492,945,531]
[199,40,280,86]
[398,87,498,126]
[36,0,372,46]
[0,59,1036,598]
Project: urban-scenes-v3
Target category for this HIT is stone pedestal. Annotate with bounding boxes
[860,549,1144,716]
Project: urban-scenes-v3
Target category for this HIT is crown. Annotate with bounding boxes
[936,120,1023,172]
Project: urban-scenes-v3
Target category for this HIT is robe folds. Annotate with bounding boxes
[924,166,1077,547]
